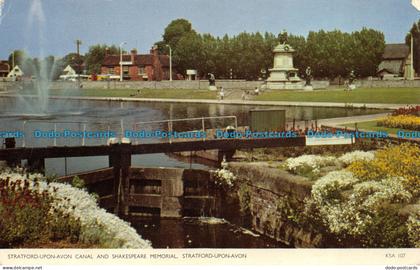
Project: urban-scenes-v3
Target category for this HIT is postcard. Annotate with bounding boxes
[0,0,419,269]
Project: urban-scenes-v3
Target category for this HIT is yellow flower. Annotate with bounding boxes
[378,115,420,131]
[347,143,420,196]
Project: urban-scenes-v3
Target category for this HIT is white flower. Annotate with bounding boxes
[214,167,236,187]
[0,169,151,249]
[284,155,336,173]
[338,151,375,166]
[310,169,412,237]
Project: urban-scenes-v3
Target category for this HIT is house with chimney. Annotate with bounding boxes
[377,44,413,79]
[100,46,171,81]
[0,61,10,78]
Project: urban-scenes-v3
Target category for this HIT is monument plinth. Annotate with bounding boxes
[266,43,303,90]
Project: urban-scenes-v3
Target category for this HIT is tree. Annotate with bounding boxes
[350,28,385,77]
[287,34,307,76]
[154,20,386,80]
[84,44,118,74]
[8,50,27,68]
[162,18,195,50]
[173,32,203,76]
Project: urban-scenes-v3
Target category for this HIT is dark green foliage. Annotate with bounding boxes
[0,177,81,247]
[71,176,85,189]
[155,19,385,79]
[84,44,118,75]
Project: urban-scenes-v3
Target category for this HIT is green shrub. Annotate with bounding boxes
[0,177,81,247]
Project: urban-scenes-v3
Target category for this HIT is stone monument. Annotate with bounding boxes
[346,70,356,91]
[266,40,303,90]
[208,73,217,91]
[304,66,313,91]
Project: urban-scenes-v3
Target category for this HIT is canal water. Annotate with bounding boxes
[130,217,288,248]
[0,97,386,248]
[0,97,387,176]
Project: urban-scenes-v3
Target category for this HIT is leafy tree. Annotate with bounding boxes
[162,18,195,50]
[173,32,203,76]
[288,34,307,76]
[8,50,27,68]
[350,28,385,77]
[84,44,118,74]
[155,19,385,80]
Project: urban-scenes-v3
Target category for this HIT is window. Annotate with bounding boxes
[108,67,114,74]
[123,66,129,75]
[138,67,146,75]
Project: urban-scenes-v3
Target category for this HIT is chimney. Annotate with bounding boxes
[150,45,159,57]
[130,49,137,63]
[150,45,162,81]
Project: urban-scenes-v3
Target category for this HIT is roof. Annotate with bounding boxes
[382,44,409,60]
[0,61,9,72]
[377,59,404,75]
[102,54,170,67]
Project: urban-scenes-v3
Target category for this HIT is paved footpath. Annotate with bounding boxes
[42,95,414,110]
[0,92,416,110]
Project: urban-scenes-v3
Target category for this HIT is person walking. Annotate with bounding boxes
[219,86,225,100]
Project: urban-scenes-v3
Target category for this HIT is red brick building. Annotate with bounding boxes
[101,47,171,81]
[0,61,10,78]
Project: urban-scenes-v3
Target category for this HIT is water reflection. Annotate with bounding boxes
[0,97,388,176]
[131,217,287,248]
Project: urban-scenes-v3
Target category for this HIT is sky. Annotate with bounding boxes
[0,0,419,59]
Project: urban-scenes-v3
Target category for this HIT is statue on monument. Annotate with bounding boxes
[305,66,312,86]
[208,73,217,90]
[278,30,288,45]
[208,73,216,86]
[346,70,357,91]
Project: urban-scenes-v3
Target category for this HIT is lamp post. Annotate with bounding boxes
[11,51,14,70]
[411,33,415,80]
[76,39,82,88]
[119,41,126,82]
[166,44,172,81]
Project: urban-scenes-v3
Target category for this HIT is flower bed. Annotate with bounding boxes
[377,115,420,131]
[392,105,420,116]
[0,169,152,248]
[283,155,336,179]
[282,150,375,179]
[347,143,420,196]
[302,143,420,247]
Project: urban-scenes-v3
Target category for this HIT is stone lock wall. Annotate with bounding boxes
[228,162,324,248]
[58,167,217,218]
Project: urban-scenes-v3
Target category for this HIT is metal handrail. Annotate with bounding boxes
[133,115,238,144]
[22,120,112,147]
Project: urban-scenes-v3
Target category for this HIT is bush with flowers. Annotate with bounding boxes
[0,175,81,247]
[213,160,236,188]
[283,154,337,179]
[303,143,420,247]
[282,150,376,179]
[337,151,375,166]
[0,168,151,248]
[306,170,414,247]
[407,212,420,248]
[391,105,420,116]
[377,115,420,131]
[347,143,420,196]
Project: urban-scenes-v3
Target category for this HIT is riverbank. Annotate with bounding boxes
[1,86,419,107]
[0,92,410,110]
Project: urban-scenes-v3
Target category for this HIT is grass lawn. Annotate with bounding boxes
[338,120,413,135]
[25,88,218,99]
[255,88,420,104]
